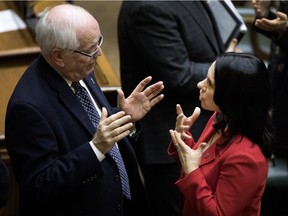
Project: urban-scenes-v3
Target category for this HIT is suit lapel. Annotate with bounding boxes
[58,86,96,135]
[202,1,226,53]
[83,73,114,116]
[40,58,96,135]
[178,1,224,54]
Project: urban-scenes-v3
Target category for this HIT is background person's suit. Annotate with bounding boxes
[0,156,9,208]
[5,55,149,216]
[118,1,225,215]
[253,3,288,215]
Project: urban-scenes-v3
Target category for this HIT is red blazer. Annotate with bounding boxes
[168,113,268,216]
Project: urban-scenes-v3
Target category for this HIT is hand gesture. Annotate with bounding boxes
[175,104,201,140]
[117,76,164,122]
[169,129,206,175]
[254,11,288,32]
[92,107,133,154]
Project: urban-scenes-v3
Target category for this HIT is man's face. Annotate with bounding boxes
[60,30,102,81]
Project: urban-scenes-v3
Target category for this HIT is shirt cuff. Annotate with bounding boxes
[89,141,105,162]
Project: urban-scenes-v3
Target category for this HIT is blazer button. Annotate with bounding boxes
[205,152,209,159]
[114,174,120,182]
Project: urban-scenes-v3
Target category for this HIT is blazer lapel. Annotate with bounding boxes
[197,127,217,166]
[198,130,233,167]
[84,73,114,116]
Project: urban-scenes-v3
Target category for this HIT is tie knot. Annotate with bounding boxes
[71,81,81,90]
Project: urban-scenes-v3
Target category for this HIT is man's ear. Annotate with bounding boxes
[52,48,65,67]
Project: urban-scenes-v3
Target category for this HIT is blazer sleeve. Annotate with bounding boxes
[176,147,267,215]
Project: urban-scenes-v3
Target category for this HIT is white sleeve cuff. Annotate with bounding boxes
[89,141,105,162]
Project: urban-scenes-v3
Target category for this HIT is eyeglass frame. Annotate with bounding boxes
[73,35,103,58]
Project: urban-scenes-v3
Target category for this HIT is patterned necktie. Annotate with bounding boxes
[71,81,131,199]
[72,81,100,127]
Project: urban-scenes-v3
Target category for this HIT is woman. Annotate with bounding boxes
[169,52,273,216]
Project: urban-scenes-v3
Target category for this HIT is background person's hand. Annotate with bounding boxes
[255,11,288,32]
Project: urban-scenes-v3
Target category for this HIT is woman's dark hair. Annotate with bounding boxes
[213,52,273,158]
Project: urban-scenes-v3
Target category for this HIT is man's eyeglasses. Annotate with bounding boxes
[73,35,103,58]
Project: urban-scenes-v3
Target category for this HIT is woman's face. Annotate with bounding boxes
[197,62,220,112]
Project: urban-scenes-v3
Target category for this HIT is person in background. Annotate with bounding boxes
[0,155,10,208]
[252,0,288,157]
[169,52,273,216]
[5,3,164,216]
[252,1,288,215]
[117,1,238,215]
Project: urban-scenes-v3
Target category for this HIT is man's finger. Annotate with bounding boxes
[104,110,126,125]
[100,107,108,121]
[143,81,164,99]
[132,76,152,93]
[149,94,164,108]
[109,115,132,130]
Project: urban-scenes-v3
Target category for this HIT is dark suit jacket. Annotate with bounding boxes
[254,10,288,156]
[0,156,10,208]
[118,1,225,164]
[5,55,149,216]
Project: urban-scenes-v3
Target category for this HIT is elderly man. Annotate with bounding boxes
[5,3,164,216]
